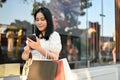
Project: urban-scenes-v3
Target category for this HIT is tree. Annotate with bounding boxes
[0,0,28,8]
[31,1,43,16]
[0,0,6,7]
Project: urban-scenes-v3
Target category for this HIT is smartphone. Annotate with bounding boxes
[27,34,36,42]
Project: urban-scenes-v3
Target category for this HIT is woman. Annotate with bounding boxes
[22,7,62,60]
[21,7,62,79]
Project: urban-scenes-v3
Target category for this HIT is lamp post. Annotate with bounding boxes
[100,0,105,39]
[100,0,105,62]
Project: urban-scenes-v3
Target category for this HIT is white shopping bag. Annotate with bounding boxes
[61,58,78,80]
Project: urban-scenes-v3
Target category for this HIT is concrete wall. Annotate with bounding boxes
[72,64,120,80]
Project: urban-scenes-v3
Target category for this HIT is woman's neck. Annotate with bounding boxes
[39,31,45,38]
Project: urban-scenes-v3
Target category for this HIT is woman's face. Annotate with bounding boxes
[35,12,47,35]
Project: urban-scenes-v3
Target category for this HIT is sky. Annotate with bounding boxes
[0,0,115,37]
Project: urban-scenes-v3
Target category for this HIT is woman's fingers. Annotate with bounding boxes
[27,36,41,50]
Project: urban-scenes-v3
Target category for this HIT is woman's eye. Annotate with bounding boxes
[35,16,46,22]
[36,19,39,21]
[41,18,45,21]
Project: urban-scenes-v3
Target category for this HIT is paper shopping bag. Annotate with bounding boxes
[27,60,58,80]
[54,59,66,80]
[54,58,75,80]
[62,58,72,80]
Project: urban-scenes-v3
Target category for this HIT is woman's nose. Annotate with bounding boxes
[38,21,42,25]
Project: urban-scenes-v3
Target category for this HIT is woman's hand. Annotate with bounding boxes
[22,45,31,60]
[27,37,41,51]
[24,45,31,53]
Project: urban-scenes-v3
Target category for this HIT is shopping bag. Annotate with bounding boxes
[54,59,66,80]
[27,60,58,80]
[54,58,75,80]
[62,58,73,80]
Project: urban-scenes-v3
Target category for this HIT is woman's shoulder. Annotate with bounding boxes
[49,31,61,40]
[51,31,60,37]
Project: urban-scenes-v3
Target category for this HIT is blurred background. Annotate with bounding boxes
[0,0,116,74]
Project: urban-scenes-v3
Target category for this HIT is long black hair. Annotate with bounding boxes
[34,7,54,40]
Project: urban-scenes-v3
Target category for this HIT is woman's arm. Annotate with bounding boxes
[45,32,62,60]
[27,37,58,60]
[37,47,60,60]
[21,45,31,60]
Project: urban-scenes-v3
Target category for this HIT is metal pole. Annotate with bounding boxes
[86,2,90,68]
[100,0,105,63]
[101,0,103,37]
[100,0,105,39]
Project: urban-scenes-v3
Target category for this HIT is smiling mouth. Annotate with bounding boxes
[38,26,42,28]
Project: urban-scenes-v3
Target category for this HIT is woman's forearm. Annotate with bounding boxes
[21,51,30,60]
[37,47,59,60]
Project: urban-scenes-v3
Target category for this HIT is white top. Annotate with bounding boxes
[27,31,62,60]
